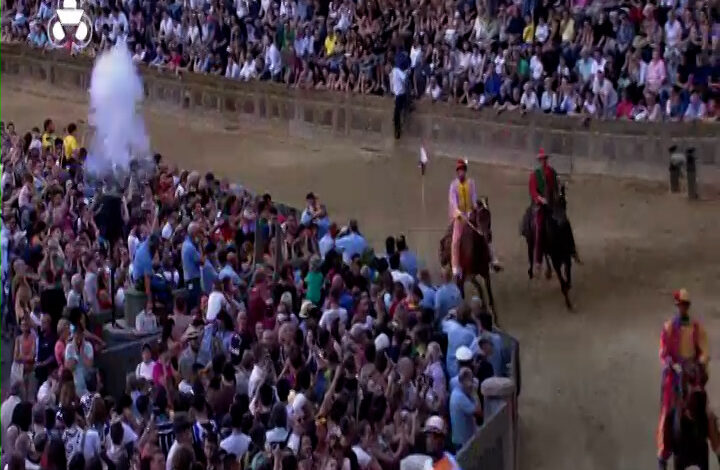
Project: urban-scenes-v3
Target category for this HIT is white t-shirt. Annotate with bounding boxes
[391,270,414,292]
[352,446,372,469]
[410,45,422,68]
[220,431,250,458]
[226,61,240,79]
[135,311,158,334]
[128,233,140,259]
[136,360,156,381]
[206,291,227,322]
[265,44,282,75]
[530,55,544,80]
[319,307,348,330]
[520,91,538,110]
[665,19,681,47]
[161,222,174,240]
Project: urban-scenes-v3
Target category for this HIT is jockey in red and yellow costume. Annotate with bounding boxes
[448,160,500,278]
[528,149,558,277]
[448,159,477,279]
[657,288,710,468]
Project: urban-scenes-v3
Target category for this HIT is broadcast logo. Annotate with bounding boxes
[47,0,93,48]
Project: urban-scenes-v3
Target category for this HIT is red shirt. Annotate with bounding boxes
[528,164,556,204]
[248,285,271,329]
[616,99,634,119]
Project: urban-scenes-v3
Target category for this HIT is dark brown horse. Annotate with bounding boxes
[661,362,718,470]
[521,185,576,309]
[439,198,497,324]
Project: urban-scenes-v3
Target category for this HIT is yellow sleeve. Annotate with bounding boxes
[698,323,709,365]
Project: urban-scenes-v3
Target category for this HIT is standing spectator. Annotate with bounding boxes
[390,59,409,139]
[182,223,205,311]
[449,368,482,452]
[434,267,461,325]
[166,413,195,470]
[35,313,57,387]
[63,327,94,396]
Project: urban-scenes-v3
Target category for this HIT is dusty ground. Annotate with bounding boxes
[2,78,720,470]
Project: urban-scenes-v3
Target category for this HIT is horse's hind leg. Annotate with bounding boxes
[527,240,534,279]
[544,254,553,279]
[565,260,573,290]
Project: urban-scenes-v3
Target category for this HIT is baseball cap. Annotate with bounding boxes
[456,345,473,362]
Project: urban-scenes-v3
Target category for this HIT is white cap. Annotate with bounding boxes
[422,415,447,435]
[374,333,390,352]
[456,345,473,362]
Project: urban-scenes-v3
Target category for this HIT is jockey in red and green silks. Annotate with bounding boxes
[528,148,558,276]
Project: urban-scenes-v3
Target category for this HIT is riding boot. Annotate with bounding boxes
[657,458,667,470]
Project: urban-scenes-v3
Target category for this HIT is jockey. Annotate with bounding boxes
[448,159,499,278]
[528,148,558,277]
[657,288,710,468]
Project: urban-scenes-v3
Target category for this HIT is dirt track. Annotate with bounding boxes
[2,78,720,470]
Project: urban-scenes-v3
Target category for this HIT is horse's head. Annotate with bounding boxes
[472,197,491,235]
[552,185,568,223]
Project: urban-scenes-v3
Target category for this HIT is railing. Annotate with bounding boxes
[457,333,520,470]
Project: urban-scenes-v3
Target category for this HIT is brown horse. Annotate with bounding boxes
[439,198,497,324]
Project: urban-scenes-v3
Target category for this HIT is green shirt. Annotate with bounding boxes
[517,58,529,79]
[304,271,323,304]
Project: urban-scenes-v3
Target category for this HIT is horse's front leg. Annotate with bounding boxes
[456,275,465,299]
[553,258,572,310]
[483,274,498,327]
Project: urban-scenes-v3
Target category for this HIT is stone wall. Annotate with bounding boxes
[2,44,719,182]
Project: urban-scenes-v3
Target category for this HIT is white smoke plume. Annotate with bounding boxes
[86,44,150,175]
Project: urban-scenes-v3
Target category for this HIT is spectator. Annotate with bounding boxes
[63,326,94,396]
[449,368,482,451]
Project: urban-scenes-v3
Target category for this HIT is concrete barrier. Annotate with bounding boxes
[2,44,719,183]
[457,334,520,470]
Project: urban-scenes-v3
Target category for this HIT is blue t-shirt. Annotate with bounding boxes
[449,388,477,447]
[132,240,154,283]
[182,236,202,280]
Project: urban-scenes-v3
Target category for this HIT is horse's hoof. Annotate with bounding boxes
[492,262,503,273]
[528,269,533,279]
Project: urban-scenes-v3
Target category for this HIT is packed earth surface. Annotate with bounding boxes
[3,77,720,470]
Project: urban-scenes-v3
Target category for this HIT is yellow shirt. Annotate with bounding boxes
[523,24,535,44]
[324,34,336,56]
[677,322,709,364]
[63,134,78,161]
[41,132,56,149]
[457,181,471,214]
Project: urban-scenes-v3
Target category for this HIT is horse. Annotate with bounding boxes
[439,197,497,324]
[660,362,719,470]
[521,184,577,309]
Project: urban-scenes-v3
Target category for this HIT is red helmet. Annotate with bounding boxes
[456,159,467,171]
[537,148,548,160]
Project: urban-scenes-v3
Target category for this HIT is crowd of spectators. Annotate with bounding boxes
[2,0,720,121]
[1,117,513,470]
